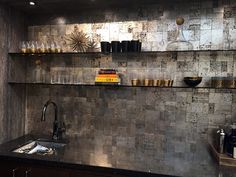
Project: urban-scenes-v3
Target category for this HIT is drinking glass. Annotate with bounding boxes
[58,70,69,84]
[55,42,62,53]
[30,41,36,53]
[20,41,27,53]
[26,41,31,53]
[35,41,39,53]
[51,70,59,84]
[45,42,51,53]
[50,41,56,53]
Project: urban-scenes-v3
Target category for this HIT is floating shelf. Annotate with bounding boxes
[9,52,102,56]
[7,82,236,90]
[8,49,236,57]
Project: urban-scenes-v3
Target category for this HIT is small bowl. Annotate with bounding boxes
[184,77,202,87]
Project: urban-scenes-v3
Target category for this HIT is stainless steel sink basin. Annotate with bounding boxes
[13,139,66,156]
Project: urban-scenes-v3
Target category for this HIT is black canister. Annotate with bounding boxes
[101,42,111,53]
[111,41,121,53]
[226,127,236,156]
[130,40,139,52]
[121,41,130,52]
[138,42,142,52]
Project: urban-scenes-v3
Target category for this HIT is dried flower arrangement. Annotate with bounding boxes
[87,39,99,52]
[65,25,98,52]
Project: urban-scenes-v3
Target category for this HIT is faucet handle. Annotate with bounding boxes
[60,122,66,131]
[58,122,66,139]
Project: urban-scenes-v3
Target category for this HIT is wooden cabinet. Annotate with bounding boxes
[70,170,103,177]
[24,166,69,177]
[0,160,129,177]
[0,162,31,177]
[0,161,70,177]
[70,170,129,177]
[0,161,17,177]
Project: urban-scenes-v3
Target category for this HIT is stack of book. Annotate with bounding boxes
[95,69,121,85]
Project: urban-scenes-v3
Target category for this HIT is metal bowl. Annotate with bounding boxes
[184,77,202,87]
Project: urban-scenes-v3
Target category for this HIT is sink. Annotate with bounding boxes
[13,139,66,156]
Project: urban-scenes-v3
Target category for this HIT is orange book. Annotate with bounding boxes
[97,74,118,78]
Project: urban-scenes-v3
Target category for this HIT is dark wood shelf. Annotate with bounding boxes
[9,52,102,56]
[7,82,236,90]
[8,49,236,57]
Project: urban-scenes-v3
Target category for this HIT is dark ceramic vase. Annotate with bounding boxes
[111,41,121,53]
[101,42,111,53]
[138,42,142,52]
[130,40,139,52]
[121,41,130,52]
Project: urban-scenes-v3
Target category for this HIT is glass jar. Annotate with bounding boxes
[33,60,43,83]
[20,41,27,53]
[166,17,193,51]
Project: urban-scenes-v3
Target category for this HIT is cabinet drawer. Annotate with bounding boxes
[70,170,128,177]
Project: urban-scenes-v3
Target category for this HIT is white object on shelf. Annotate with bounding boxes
[233,147,236,159]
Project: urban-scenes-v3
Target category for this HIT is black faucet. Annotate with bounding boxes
[41,100,65,140]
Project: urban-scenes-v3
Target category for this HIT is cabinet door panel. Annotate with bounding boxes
[71,170,104,177]
[26,166,69,177]
[70,170,128,177]
[0,161,19,177]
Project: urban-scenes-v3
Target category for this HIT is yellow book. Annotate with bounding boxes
[95,77,120,83]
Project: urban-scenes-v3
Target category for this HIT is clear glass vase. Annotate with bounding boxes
[166,24,193,51]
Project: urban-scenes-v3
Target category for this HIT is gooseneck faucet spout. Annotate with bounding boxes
[41,100,59,140]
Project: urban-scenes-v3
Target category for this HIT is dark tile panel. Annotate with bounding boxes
[0,4,27,143]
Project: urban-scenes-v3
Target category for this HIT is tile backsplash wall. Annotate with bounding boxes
[29,0,236,51]
[24,0,236,148]
[26,85,234,176]
[23,1,236,174]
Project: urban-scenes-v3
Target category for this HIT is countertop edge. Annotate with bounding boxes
[0,135,178,177]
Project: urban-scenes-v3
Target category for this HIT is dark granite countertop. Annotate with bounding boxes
[0,135,236,177]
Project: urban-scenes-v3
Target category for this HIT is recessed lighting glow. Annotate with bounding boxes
[56,17,66,25]
[29,1,36,6]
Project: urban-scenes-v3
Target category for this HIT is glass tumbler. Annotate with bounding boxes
[20,41,27,53]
